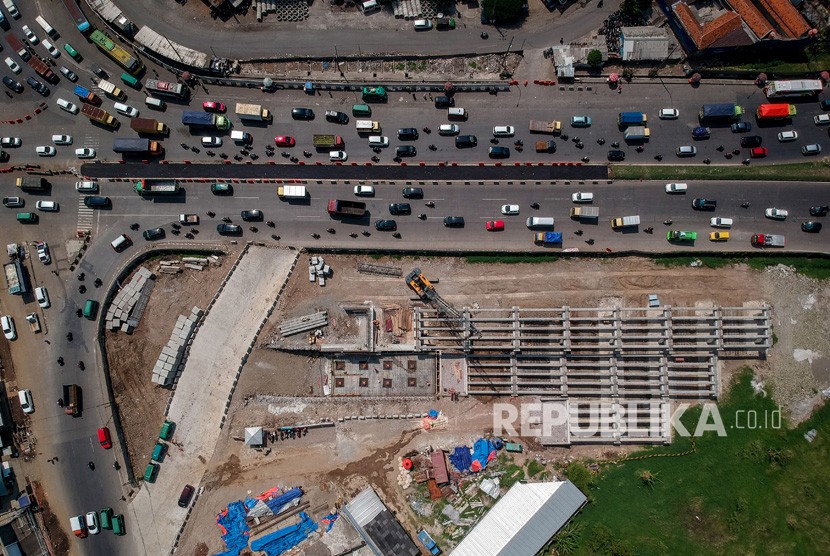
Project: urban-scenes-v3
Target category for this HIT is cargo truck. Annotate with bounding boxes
[81,104,118,127]
[617,112,647,126]
[312,135,344,149]
[134,179,179,195]
[235,103,272,122]
[611,215,640,228]
[181,111,230,131]
[699,103,743,121]
[97,79,125,100]
[74,85,102,106]
[327,199,367,217]
[130,118,167,135]
[534,231,563,244]
[755,104,796,120]
[751,234,785,247]
[277,185,307,199]
[623,126,650,141]
[528,120,562,134]
[113,137,163,155]
[16,177,47,191]
[570,206,599,219]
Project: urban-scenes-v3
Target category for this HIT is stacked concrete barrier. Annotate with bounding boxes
[151,307,203,386]
[105,267,155,333]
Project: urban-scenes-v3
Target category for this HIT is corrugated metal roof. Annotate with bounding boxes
[451,481,587,556]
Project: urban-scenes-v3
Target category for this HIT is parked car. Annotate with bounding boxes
[658,108,679,119]
[731,121,751,133]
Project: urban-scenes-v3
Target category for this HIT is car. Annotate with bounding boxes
[802,221,822,233]
[485,220,505,231]
[443,216,465,227]
[274,136,295,147]
[607,150,626,161]
[731,121,751,133]
[676,145,697,157]
[740,135,762,148]
[1,137,21,148]
[52,134,72,145]
[19,390,33,414]
[396,145,417,157]
[1,316,15,340]
[325,110,349,124]
[3,76,23,93]
[709,231,730,241]
[329,150,348,161]
[814,114,830,125]
[35,287,50,308]
[750,147,768,158]
[36,241,51,263]
[439,124,460,136]
[42,39,60,58]
[667,230,697,241]
[397,128,419,140]
[710,217,733,228]
[571,116,591,127]
[501,204,520,215]
[802,144,822,155]
[354,185,375,196]
[98,427,112,449]
[291,107,314,120]
[241,209,264,222]
[375,219,397,231]
[692,127,710,139]
[203,101,226,113]
[85,512,99,535]
[809,206,829,217]
[389,203,411,215]
[22,25,39,44]
[216,223,242,235]
[692,198,717,210]
[492,125,515,137]
[141,227,165,240]
[4,57,21,74]
[2,197,23,208]
[572,192,594,202]
[658,108,679,120]
[178,484,195,508]
[75,148,96,159]
[57,98,79,114]
[765,208,788,220]
[36,146,56,156]
[201,136,222,147]
[26,77,49,96]
[455,135,477,148]
[60,66,78,82]
[777,130,798,142]
[211,183,233,195]
[665,183,687,194]
[113,103,139,118]
[488,146,510,158]
[402,187,423,199]
[36,201,58,212]
[64,43,81,60]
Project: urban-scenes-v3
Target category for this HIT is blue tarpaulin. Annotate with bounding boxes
[250,512,318,556]
[215,501,250,556]
[449,446,472,471]
[264,487,303,514]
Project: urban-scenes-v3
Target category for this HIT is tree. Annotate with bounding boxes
[587,49,603,68]
[481,0,526,25]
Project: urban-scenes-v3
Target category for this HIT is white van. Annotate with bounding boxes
[368,136,389,147]
[362,0,380,13]
[145,97,166,110]
[526,217,555,228]
[35,16,57,37]
[448,107,467,120]
[231,130,251,144]
[110,234,131,252]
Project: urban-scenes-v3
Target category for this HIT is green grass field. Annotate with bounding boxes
[563,370,830,555]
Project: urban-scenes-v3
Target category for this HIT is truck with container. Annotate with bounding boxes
[528,120,562,134]
[623,126,650,141]
[130,118,167,135]
[181,111,230,131]
[74,85,102,106]
[179,214,200,225]
[235,103,272,122]
[134,179,180,195]
[570,206,599,219]
[751,234,785,247]
[327,199,367,217]
[611,215,640,229]
[535,140,556,153]
[277,185,307,199]
[16,177,47,191]
[113,137,163,155]
[617,112,647,126]
[755,103,796,120]
[97,79,125,100]
[699,103,743,121]
[534,231,563,244]
[81,104,118,127]
[312,135,344,149]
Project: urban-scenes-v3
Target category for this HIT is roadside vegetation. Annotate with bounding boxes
[610,162,830,182]
[654,256,830,280]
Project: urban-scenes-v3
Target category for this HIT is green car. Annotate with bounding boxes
[64,43,81,61]
[210,183,232,195]
[667,230,697,241]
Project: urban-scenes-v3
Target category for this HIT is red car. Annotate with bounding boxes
[750,147,768,158]
[274,136,296,147]
[203,101,226,113]
[485,220,505,231]
[97,427,112,449]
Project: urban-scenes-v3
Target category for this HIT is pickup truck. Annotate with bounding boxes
[26,312,40,333]
[751,234,785,247]
[327,199,366,217]
[611,215,640,228]
[179,214,200,225]
[528,120,562,134]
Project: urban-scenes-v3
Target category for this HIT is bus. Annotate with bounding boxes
[764,79,823,99]
[61,0,90,33]
[362,86,387,102]
[144,79,188,100]
[89,30,144,75]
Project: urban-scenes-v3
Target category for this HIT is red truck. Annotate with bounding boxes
[755,104,796,120]
[327,199,366,217]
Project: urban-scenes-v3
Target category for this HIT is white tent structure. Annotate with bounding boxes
[451,481,587,556]
[245,427,264,446]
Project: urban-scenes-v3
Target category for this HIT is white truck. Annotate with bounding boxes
[277,185,307,199]
[235,103,272,122]
[611,215,640,229]
[97,79,125,100]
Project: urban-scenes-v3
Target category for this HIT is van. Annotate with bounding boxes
[362,0,380,13]
[448,107,467,120]
[35,16,56,37]
[368,136,389,147]
[99,508,113,530]
[230,130,252,144]
[352,104,371,117]
[121,73,140,89]
[110,233,131,252]
[17,212,38,223]
[151,442,166,462]
[145,96,166,109]
[526,217,555,228]
[435,96,455,108]
[144,463,159,483]
[83,300,99,320]
[112,514,125,535]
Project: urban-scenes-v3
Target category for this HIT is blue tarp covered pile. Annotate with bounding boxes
[249,512,318,556]
[215,501,252,556]
[449,446,472,472]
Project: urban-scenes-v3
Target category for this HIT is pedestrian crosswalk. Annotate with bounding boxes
[77,197,94,233]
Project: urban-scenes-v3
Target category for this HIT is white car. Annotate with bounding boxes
[201,137,222,147]
[1,315,15,341]
[75,148,96,159]
[765,208,788,220]
[36,201,58,212]
[710,217,733,228]
[572,192,594,202]
[52,134,72,145]
[814,114,830,125]
[413,19,433,30]
[501,204,520,215]
[35,286,50,308]
[75,180,98,192]
[665,183,688,194]
[57,98,79,114]
[659,108,679,119]
[329,150,348,161]
[493,125,515,137]
[22,25,39,45]
[777,130,798,142]
[18,390,34,414]
[354,185,375,196]
[36,146,56,156]
[5,57,21,74]
[1,137,22,148]
[438,124,460,136]
[85,512,100,535]
[42,39,60,58]
[113,102,139,118]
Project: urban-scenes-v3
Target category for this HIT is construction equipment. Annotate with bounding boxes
[405,268,478,336]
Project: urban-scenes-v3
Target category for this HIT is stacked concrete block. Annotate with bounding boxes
[105,267,155,333]
[151,307,204,386]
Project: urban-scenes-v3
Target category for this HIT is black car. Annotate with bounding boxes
[325,110,349,124]
[740,135,762,148]
[731,121,751,133]
[291,107,314,120]
[607,150,626,161]
[142,227,166,241]
[402,187,423,199]
[397,128,419,140]
[455,135,477,148]
[26,77,49,96]
[489,146,510,159]
[809,205,829,217]
[443,216,465,227]
[435,95,455,108]
[241,209,263,221]
[217,223,242,235]
[802,221,822,233]
[692,198,717,211]
[2,76,23,94]
[375,219,397,231]
[396,145,417,157]
[389,203,411,215]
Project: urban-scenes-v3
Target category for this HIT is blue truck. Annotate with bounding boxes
[617,111,647,127]
[417,530,441,555]
[181,111,230,131]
